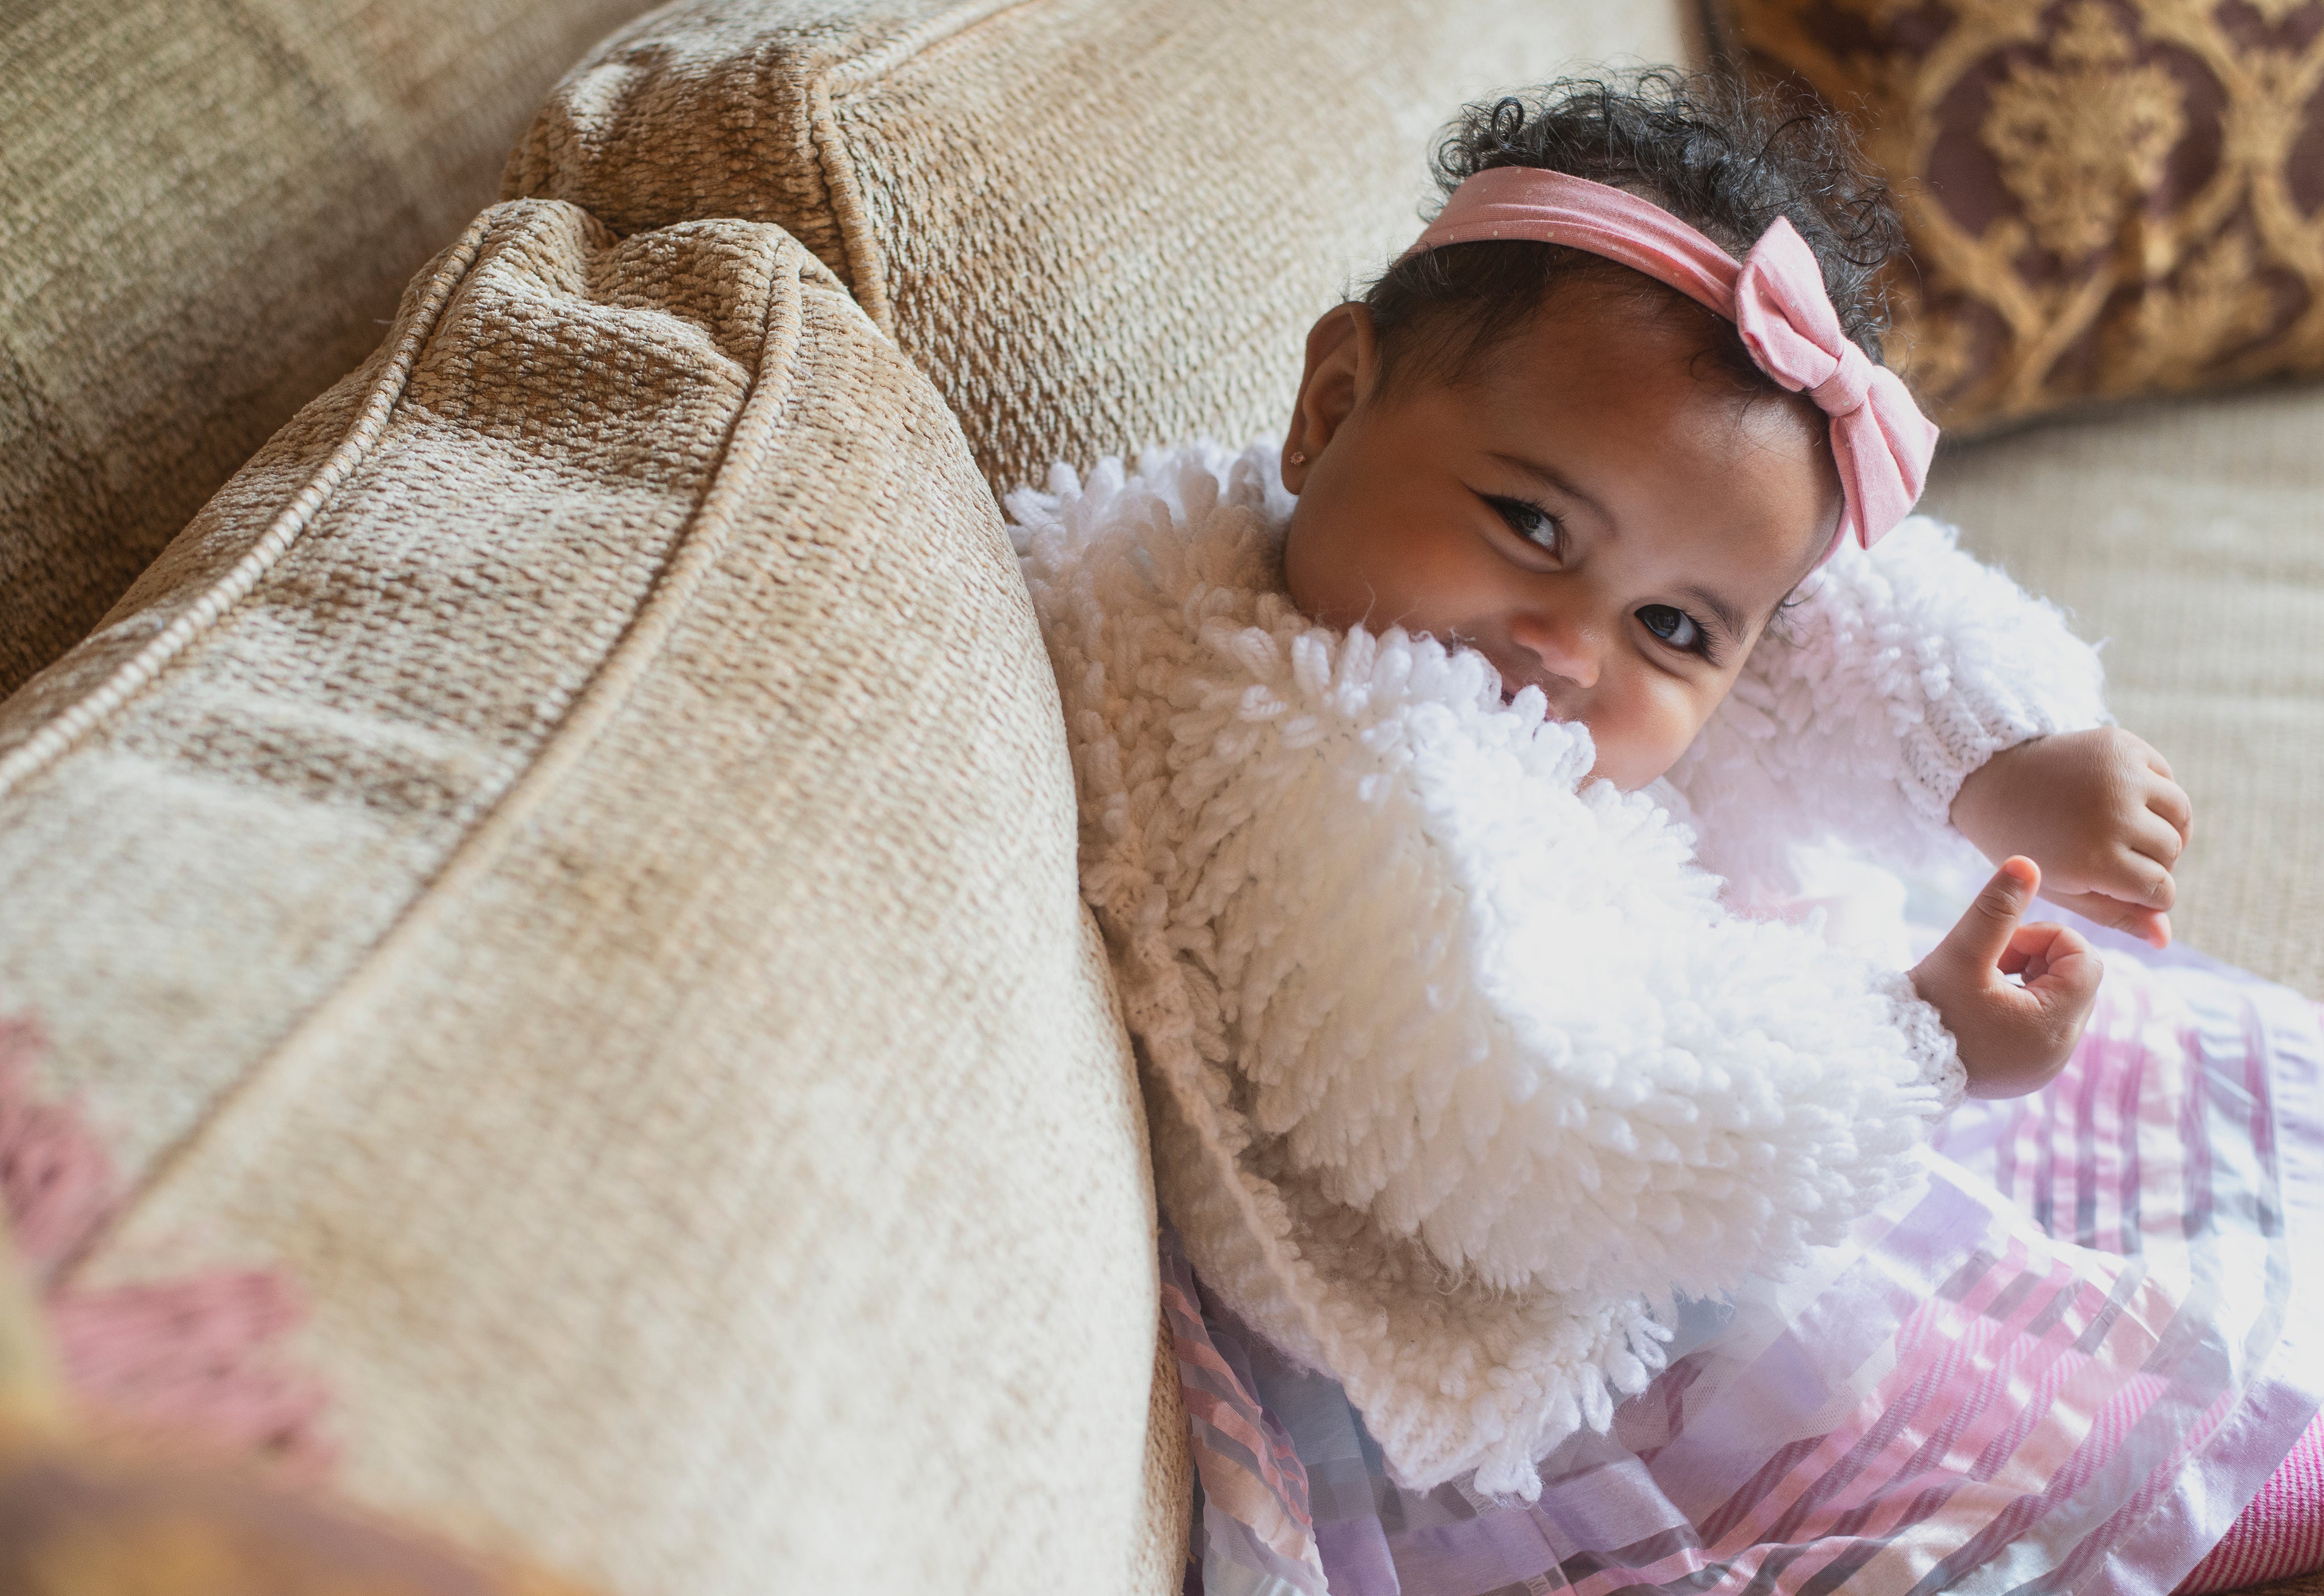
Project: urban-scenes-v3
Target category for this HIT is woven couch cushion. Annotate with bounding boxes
[501,0,1696,497]
[1922,380,2324,998]
[0,199,1170,1595]
[0,0,659,699]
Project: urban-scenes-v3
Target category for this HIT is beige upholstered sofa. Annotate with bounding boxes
[2,1,2318,1593]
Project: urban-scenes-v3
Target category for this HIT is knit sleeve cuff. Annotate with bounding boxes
[1873,968,1968,1122]
[1900,708,2110,838]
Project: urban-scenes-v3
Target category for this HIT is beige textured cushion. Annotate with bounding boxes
[1922,381,2324,999]
[0,199,1173,1595]
[0,0,659,698]
[502,0,1699,498]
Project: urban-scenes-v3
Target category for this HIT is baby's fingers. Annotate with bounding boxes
[1997,923,2102,1055]
[1936,857,2039,971]
[2147,775,2193,849]
[2129,808,2186,868]
[2074,845,2174,910]
[2041,887,2171,949]
[2012,923,2100,1002]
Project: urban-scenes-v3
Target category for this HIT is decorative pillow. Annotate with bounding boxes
[1720,0,2324,429]
[500,0,1694,497]
[0,199,1171,1595]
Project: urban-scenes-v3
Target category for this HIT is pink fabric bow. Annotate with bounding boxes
[1403,166,1939,556]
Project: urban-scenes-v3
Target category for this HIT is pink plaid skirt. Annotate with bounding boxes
[1172,916,2324,1596]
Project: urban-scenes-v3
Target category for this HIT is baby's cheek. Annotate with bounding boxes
[1601,676,1723,790]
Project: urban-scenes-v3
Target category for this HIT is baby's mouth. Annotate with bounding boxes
[1498,675,1579,727]
[1476,646,1575,721]
[1500,683,1568,722]
[1487,655,1552,714]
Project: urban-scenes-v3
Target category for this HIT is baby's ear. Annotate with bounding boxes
[1286,303,1381,483]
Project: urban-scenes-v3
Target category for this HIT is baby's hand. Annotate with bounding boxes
[1912,857,2100,1098]
[1950,728,2192,949]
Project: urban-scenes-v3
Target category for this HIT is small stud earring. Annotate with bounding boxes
[1289,449,1307,465]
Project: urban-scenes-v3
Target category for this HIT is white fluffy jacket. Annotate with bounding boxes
[1009,440,2108,1498]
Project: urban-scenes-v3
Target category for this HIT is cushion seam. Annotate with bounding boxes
[820,0,1045,96]
[0,209,499,804]
[65,235,813,1270]
[803,69,891,331]
[804,0,1051,331]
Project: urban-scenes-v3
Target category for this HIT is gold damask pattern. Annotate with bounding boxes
[1724,0,2324,428]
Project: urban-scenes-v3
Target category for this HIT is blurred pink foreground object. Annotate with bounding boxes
[1,1013,331,1475]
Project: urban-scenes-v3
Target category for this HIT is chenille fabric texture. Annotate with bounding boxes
[0,200,1174,1596]
[1005,440,2066,1498]
[0,0,660,698]
[498,0,1693,500]
[1717,0,2324,431]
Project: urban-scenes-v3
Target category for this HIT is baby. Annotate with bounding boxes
[1277,78,2190,1103]
[1012,71,2197,1499]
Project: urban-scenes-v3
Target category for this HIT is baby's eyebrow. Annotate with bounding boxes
[1489,450,1613,527]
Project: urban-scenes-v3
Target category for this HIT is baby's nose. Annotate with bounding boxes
[1507,611,1603,692]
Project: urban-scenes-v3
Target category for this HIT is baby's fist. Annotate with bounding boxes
[1912,857,2100,1098]
[1950,728,2191,949]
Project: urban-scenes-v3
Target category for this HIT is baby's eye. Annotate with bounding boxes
[1487,495,1563,555]
[1637,604,1704,652]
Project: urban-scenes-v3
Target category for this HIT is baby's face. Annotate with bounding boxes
[1279,281,1841,790]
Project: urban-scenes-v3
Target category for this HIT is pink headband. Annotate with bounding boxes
[1404,166,1938,556]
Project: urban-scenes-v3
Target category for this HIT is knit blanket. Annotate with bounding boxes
[1010,441,1963,1497]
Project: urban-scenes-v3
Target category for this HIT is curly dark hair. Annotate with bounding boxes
[1365,70,1905,395]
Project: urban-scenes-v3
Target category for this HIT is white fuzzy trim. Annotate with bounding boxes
[1014,440,1963,1498]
